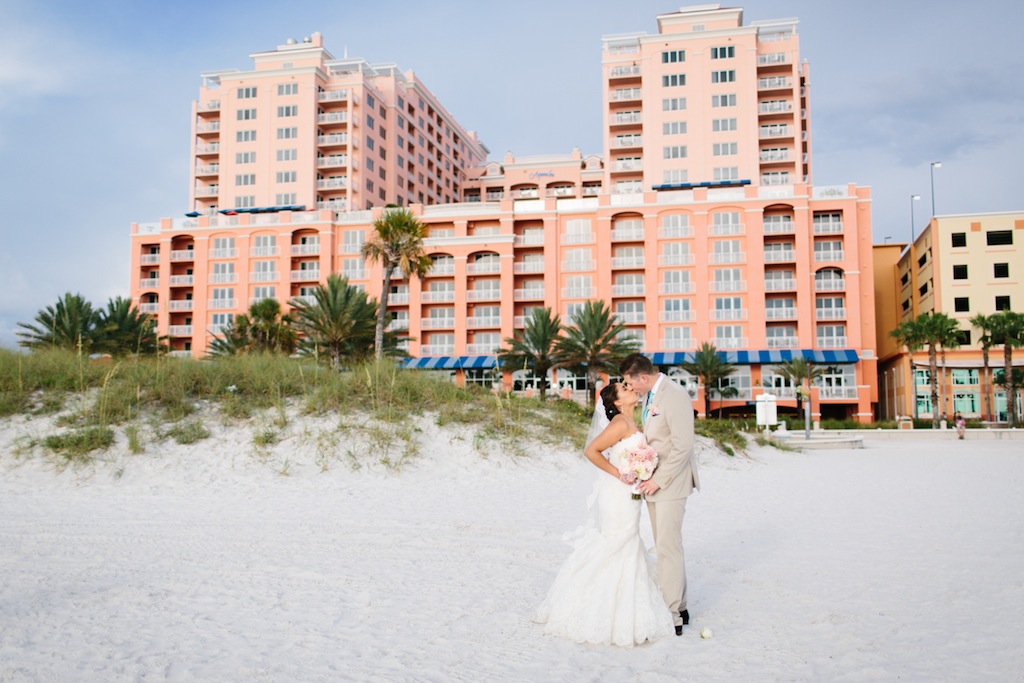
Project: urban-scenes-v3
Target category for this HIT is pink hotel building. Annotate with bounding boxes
[130,5,878,421]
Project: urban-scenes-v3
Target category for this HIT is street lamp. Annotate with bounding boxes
[910,194,921,241]
[930,161,942,217]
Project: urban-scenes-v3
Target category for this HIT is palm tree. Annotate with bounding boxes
[361,208,432,359]
[17,292,101,352]
[290,274,383,368]
[553,300,639,407]
[95,296,160,356]
[206,298,297,357]
[988,311,1024,427]
[891,313,961,428]
[771,356,826,418]
[681,341,735,419]
[970,313,995,422]
[496,307,563,399]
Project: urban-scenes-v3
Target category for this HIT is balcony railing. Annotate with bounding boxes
[612,112,642,125]
[820,386,859,399]
[317,178,348,190]
[195,143,220,154]
[291,243,321,256]
[713,309,747,321]
[514,234,545,247]
[562,260,595,272]
[611,284,646,296]
[610,88,642,101]
[208,299,236,309]
[610,227,645,241]
[513,289,545,301]
[388,293,410,305]
[466,262,501,275]
[317,154,349,167]
[290,270,320,282]
[167,325,193,337]
[386,319,409,331]
[710,280,746,293]
[195,164,219,175]
[611,256,645,269]
[562,287,596,299]
[467,289,501,301]
[317,90,349,103]
[466,343,500,354]
[249,246,279,257]
[140,254,160,265]
[421,318,455,329]
[710,252,746,264]
[138,303,159,314]
[766,336,799,349]
[760,126,793,139]
[760,150,790,162]
[659,253,694,266]
[659,339,694,351]
[815,279,846,292]
[614,159,643,171]
[467,316,502,328]
[209,248,237,259]
[197,100,220,112]
[659,282,694,294]
[169,275,194,286]
[813,222,844,235]
[610,136,643,148]
[763,220,795,234]
[610,65,641,78]
[816,308,847,320]
[765,278,797,291]
[513,261,545,274]
[207,323,228,335]
[816,336,849,348]
[561,232,595,245]
[658,225,693,239]
[420,290,455,303]
[168,350,193,358]
[759,101,794,114]
[615,312,646,324]
[168,300,193,312]
[766,307,797,320]
[195,122,220,134]
[428,264,456,276]
[659,310,694,322]
[317,113,349,125]
[194,186,219,197]
[342,269,366,280]
[709,223,744,236]
[758,77,792,90]
[764,250,796,263]
[290,295,317,306]
[814,251,845,262]
[249,271,277,282]
[139,278,159,289]
[420,344,455,355]
[712,337,747,349]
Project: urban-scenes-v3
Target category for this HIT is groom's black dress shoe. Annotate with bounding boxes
[680,609,689,625]
[675,624,683,636]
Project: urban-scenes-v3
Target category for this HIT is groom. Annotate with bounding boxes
[620,353,699,636]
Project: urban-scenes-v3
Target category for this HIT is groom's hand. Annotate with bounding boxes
[638,480,661,495]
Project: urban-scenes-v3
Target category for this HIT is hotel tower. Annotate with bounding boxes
[131,5,878,421]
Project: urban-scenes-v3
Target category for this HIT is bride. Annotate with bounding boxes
[536,380,674,647]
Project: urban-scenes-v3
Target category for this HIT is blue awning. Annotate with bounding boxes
[646,349,859,366]
[803,349,859,364]
[403,355,497,370]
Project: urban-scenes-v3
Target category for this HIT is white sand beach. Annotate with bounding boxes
[2,410,1022,682]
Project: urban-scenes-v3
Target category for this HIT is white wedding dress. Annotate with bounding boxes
[537,431,675,647]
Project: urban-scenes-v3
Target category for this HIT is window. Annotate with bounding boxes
[235,152,256,164]
[713,142,738,156]
[663,121,687,135]
[662,169,689,184]
[662,74,686,87]
[236,108,257,120]
[957,330,972,346]
[996,295,1011,310]
[954,297,970,312]
[366,115,375,129]
[712,118,737,131]
[277,83,297,95]
[275,193,296,205]
[662,97,687,111]
[713,167,739,181]
[663,146,687,159]
[662,50,685,63]
[994,263,1009,278]
[276,149,297,162]
[237,87,257,99]
[276,171,296,183]
[236,130,256,142]
[711,46,735,59]
[235,174,255,186]
[277,105,297,117]
[953,265,968,280]
[366,137,375,150]
[919,282,928,296]
[987,230,1013,246]
[252,286,275,301]
[712,94,736,107]
[711,70,736,83]
[235,196,255,208]
[277,127,298,139]
[951,232,967,248]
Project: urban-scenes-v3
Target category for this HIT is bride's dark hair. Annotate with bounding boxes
[600,381,622,421]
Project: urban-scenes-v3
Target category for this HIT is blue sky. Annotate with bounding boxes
[2,0,1022,349]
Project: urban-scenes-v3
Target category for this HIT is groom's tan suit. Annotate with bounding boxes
[643,374,698,623]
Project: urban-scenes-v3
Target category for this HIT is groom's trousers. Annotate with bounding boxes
[647,497,688,620]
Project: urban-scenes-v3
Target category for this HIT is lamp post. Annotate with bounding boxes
[930,161,942,217]
[910,194,921,241]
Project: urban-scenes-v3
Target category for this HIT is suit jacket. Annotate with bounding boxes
[643,374,699,501]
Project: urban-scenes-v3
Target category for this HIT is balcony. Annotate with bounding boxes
[341,269,366,280]
[421,318,455,329]
[610,64,641,78]
[428,263,456,276]
[710,252,746,265]
[766,336,799,349]
[759,125,793,139]
[194,186,219,198]
[466,261,501,275]
[615,311,646,324]
[611,284,645,297]
[195,164,219,176]
[317,113,350,126]
[248,246,279,258]
[561,232,595,245]
[610,136,643,149]
[387,293,410,305]
[513,288,545,301]
[610,227,645,241]
[815,279,846,292]
[712,337,747,349]
[169,275,194,287]
[614,159,643,172]
[140,255,161,266]
[546,186,576,198]
[561,287,596,299]
[612,256,645,269]
[208,298,236,309]
[816,307,848,320]
[195,143,220,155]
[611,111,643,125]
[659,253,694,266]
[765,278,797,291]
[713,309,747,321]
[290,295,317,306]
[421,290,455,303]
[759,101,794,115]
[167,350,193,359]
[562,259,595,272]
[763,220,795,234]
[291,243,321,256]
[816,336,849,348]
[513,261,545,274]
[659,282,694,294]
[317,178,348,190]
[467,316,502,328]
[207,323,229,335]
[514,233,545,247]
[138,278,159,289]
[813,222,844,235]
[485,190,505,201]
[658,225,693,239]
[659,339,694,351]
[290,270,320,282]
[209,248,238,259]
[764,249,796,263]
[659,310,693,323]
[814,250,845,263]
[758,53,791,66]
[466,343,500,354]
[820,386,859,400]
[317,152,349,166]
[317,200,348,211]
[317,89,349,103]
[709,223,744,236]
[467,289,501,301]
[195,121,220,135]
[167,325,193,337]
[710,281,746,293]
[196,100,220,113]
[386,319,409,331]
[759,150,790,162]
[610,88,642,101]
[758,77,792,90]
[168,300,193,312]
[766,307,797,320]
[421,344,455,355]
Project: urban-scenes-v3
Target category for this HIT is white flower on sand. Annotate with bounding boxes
[227,385,237,393]
[700,627,713,639]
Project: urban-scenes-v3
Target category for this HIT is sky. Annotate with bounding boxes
[2,0,1022,349]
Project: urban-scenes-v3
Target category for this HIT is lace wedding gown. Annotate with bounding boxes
[537,431,674,647]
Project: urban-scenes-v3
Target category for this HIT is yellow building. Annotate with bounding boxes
[875,211,1024,423]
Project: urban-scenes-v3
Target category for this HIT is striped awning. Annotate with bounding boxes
[647,349,859,366]
[403,355,497,370]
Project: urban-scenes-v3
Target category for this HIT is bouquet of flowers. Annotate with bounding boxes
[618,435,659,500]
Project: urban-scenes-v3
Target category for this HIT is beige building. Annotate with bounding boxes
[875,211,1024,423]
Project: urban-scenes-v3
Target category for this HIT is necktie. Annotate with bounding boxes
[642,393,651,424]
